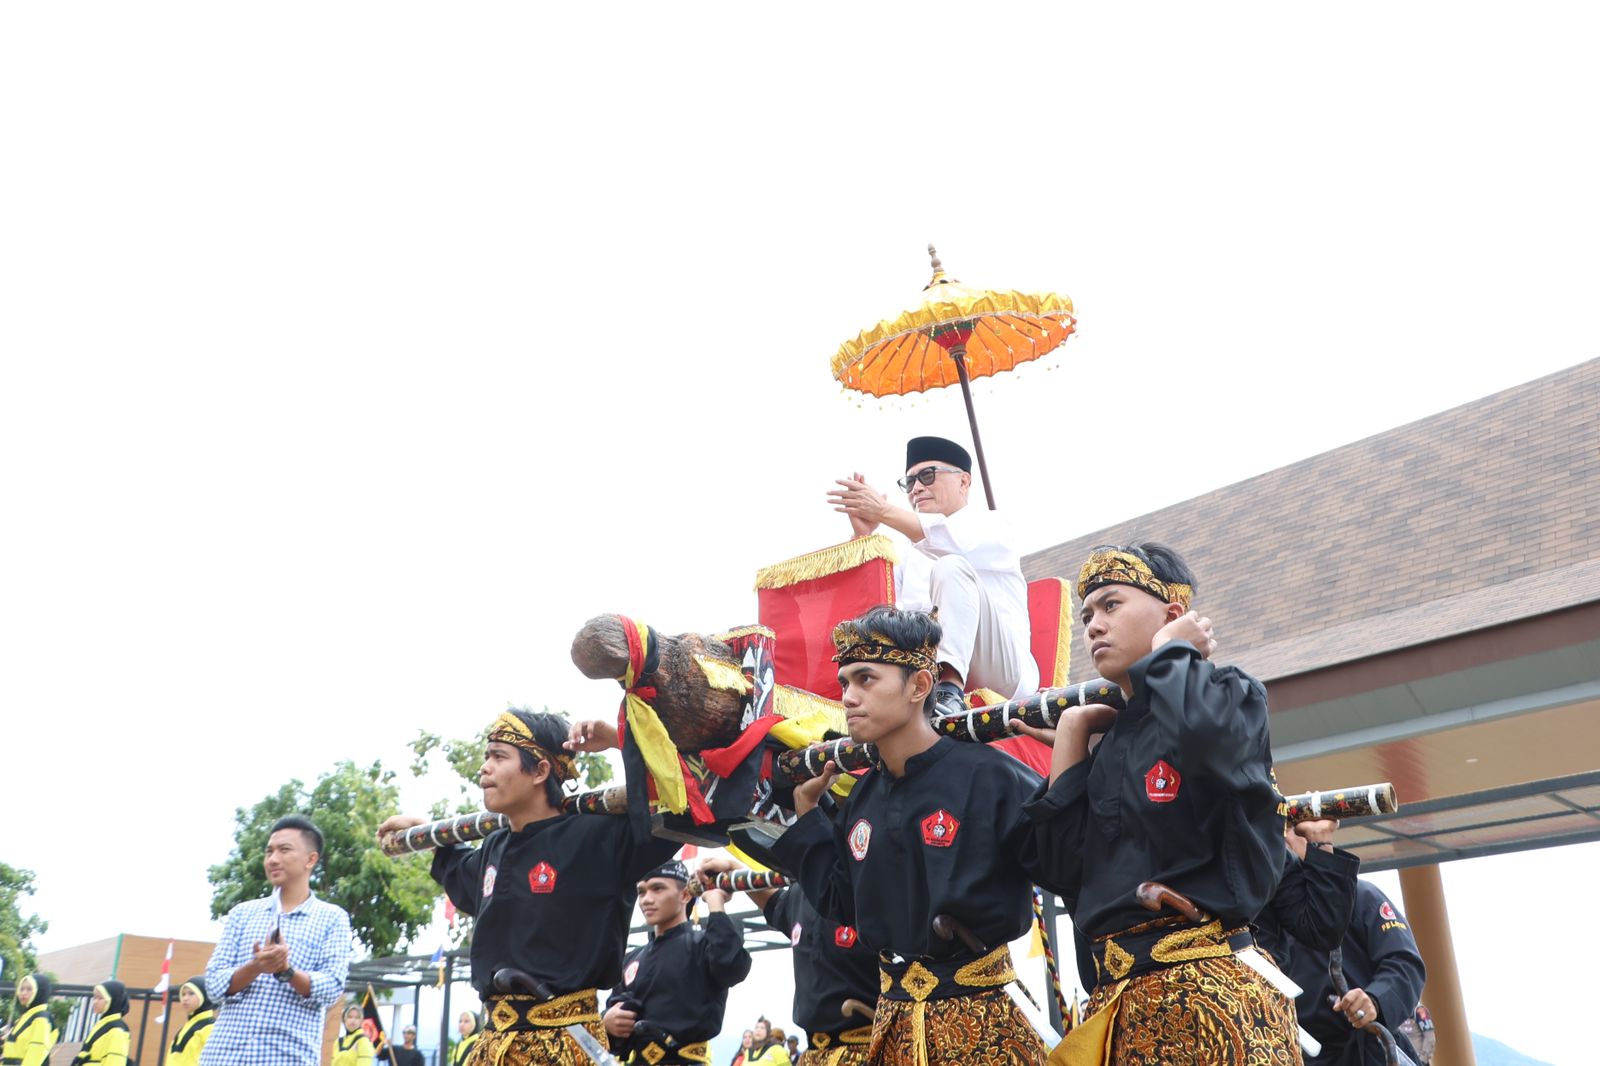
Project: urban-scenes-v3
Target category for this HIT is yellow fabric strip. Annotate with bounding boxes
[693,655,752,694]
[753,535,900,590]
[625,691,688,815]
[1047,980,1127,1066]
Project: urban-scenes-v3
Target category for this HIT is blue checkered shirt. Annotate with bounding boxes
[200,891,353,1066]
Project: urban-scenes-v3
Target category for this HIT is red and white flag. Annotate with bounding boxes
[153,940,173,1022]
[444,896,457,930]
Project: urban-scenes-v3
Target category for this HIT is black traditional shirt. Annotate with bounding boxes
[1253,844,1361,976]
[606,913,753,1047]
[432,811,679,997]
[1287,881,1426,1066]
[762,886,879,1040]
[1025,641,1285,939]
[774,737,1067,959]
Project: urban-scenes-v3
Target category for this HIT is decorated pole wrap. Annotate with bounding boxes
[775,679,1128,784]
[1283,783,1399,824]
[688,869,790,897]
[382,787,630,857]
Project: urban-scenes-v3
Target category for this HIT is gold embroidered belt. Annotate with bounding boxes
[484,987,600,1032]
[807,1024,872,1051]
[1088,915,1253,987]
[627,1039,710,1064]
[878,943,1016,1003]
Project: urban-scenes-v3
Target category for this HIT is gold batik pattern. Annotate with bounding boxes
[798,1047,870,1066]
[869,987,1046,1066]
[1077,955,1299,1066]
[468,1017,607,1066]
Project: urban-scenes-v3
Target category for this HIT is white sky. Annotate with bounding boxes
[3,4,1597,1065]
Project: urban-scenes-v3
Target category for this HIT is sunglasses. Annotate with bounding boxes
[896,466,964,493]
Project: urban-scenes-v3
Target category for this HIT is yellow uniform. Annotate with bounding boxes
[332,1029,376,1066]
[166,1008,215,1066]
[450,1032,479,1065]
[71,1014,130,1066]
[745,1045,791,1064]
[1,1003,59,1066]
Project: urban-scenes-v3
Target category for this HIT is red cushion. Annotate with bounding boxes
[1027,578,1072,688]
[756,541,896,701]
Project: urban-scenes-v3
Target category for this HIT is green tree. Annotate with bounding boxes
[408,706,613,819]
[206,760,438,959]
[0,862,47,1022]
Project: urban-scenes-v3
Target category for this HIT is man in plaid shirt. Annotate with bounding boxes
[201,815,353,1065]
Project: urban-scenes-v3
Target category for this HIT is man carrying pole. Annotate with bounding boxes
[378,710,679,1065]
[602,861,752,1064]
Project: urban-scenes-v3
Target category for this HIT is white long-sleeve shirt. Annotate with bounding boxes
[893,506,1036,693]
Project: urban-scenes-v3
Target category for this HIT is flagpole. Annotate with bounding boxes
[153,940,173,1023]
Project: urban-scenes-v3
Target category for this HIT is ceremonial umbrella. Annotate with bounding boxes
[831,246,1076,509]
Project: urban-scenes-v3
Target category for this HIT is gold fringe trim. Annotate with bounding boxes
[1045,577,1073,686]
[710,623,776,643]
[694,655,752,693]
[754,535,900,591]
[774,684,847,728]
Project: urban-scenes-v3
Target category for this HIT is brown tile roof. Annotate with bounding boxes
[1023,358,1600,683]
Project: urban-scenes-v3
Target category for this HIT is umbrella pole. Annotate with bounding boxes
[949,344,997,510]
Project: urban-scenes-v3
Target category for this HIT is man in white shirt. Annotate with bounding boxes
[828,435,1039,715]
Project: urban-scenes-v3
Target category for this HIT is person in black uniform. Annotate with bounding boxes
[695,855,879,1065]
[777,605,1064,1066]
[1286,881,1426,1066]
[1021,543,1297,1065]
[603,860,753,1064]
[1254,819,1360,975]
[378,709,679,1066]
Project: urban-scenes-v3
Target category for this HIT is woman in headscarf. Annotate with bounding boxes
[744,1017,791,1064]
[167,976,216,1066]
[2,973,59,1066]
[332,1002,375,1066]
[728,1028,754,1066]
[449,1011,480,1065]
[70,980,130,1065]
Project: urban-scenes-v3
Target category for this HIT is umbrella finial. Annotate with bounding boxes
[925,244,957,290]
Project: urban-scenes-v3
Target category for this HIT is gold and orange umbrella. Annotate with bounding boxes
[831,246,1076,508]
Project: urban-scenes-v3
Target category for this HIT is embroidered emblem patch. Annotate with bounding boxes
[1379,900,1398,921]
[624,960,639,985]
[834,925,859,948]
[482,864,498,898]
[848,819,872,861]
[529,862,557,894]
[790,922,803,947]
[920,809,960,847]
[1145,760,1182,803]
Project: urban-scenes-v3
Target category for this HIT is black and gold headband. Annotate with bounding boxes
[831,620,938,673]
[1077,549,1193,610]
[486,711,579,784]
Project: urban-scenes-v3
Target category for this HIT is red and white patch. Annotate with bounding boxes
[848,819,873,862]
[920,809,960,847]
[482,864,498,898]
[624,960,639,986]
[790,923,803,947]
[529,862,558,894]
[1145,760,1182,803]
[1379,900,1399,922]
[834,925,859,949]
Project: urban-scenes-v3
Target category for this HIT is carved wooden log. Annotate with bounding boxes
[570,613,748,751]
